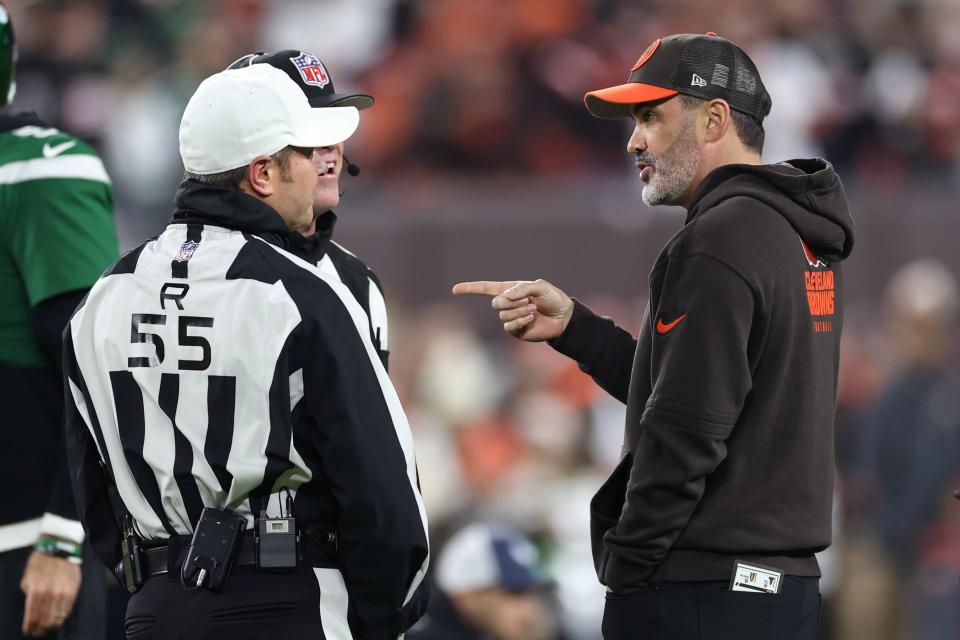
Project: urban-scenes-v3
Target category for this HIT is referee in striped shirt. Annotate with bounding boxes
[64,64,429,639]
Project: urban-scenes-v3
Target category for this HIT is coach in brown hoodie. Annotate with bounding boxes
[454,33,854,640]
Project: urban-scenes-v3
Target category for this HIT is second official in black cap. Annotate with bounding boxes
[228,50,375,110]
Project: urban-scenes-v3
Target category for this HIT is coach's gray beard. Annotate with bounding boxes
[641,118,700,207]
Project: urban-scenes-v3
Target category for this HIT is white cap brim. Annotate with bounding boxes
[292,106,360,149]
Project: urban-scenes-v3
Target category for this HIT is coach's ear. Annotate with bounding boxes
[245,156,275,197]
[704,98,732,144]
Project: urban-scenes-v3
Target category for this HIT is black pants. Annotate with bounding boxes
[0,544,106,639]
[602,577,821,640]
[125,565,349,639]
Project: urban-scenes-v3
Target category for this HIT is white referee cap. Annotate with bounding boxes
[179,64,359,175]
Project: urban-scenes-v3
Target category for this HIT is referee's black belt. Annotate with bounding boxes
[140,529,337,579]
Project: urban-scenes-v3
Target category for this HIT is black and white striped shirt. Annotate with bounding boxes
[64,180,429,637]
[288,211,389,370]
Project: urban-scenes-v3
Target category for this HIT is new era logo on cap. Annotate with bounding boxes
[691,74,707,87]
[290,52,330,89]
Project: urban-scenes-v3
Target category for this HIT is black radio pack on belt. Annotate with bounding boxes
[118,495,307,594]
[255,488,299,571]
[256,515,298,570]
[181,506,247,592]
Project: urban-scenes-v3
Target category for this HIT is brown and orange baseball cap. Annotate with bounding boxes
[585,33,772,121]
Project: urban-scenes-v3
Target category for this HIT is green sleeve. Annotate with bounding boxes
[9,172,118,306]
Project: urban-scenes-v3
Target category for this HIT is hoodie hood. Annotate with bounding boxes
[686,158,854,261]
[171,179,295,249]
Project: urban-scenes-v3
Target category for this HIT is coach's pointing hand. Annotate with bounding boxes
[452,279,574,341]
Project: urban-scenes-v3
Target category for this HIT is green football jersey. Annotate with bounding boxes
[0,113,118,366]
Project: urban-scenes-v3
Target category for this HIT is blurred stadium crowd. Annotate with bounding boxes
[7,0,960,638]
[13,0,960,236]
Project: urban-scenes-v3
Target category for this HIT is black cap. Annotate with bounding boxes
[227,50,374,110]
[585,33,771,122]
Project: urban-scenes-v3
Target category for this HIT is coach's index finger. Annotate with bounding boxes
[451,281,518,297]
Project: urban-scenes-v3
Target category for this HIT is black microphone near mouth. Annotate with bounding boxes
[344,156,360,177]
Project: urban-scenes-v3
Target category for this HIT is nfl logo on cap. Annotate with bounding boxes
[289,52,329,89]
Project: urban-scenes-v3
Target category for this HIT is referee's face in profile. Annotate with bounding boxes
[271,146,320,231]
[311,142,345,215]
[296,142,344,238]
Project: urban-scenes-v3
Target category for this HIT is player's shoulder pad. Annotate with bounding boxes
[0,123,100,165]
